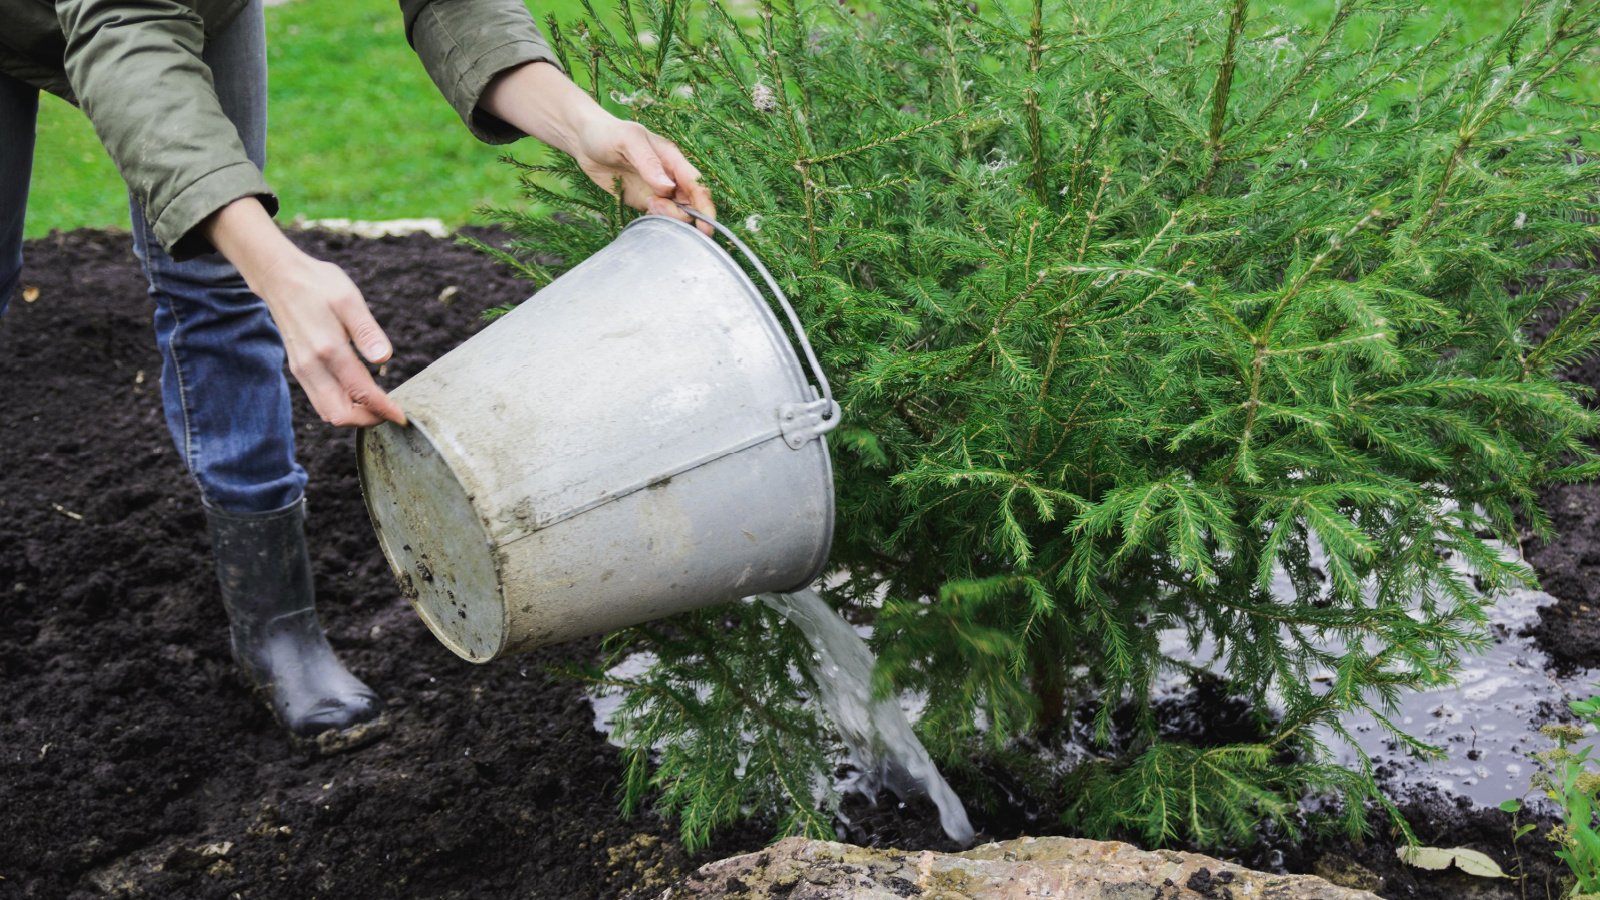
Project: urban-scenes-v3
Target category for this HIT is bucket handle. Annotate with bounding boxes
[676,204,837,422]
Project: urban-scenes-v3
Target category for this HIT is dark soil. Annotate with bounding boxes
[1517,297,1600,676]
[0,228,1586,900]
[1262,788,1572,900]
[1524,340,1600,676]
[1526,488,1600,676]
[0,228,763,900]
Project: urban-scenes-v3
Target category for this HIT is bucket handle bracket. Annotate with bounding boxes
[779,398,842,450]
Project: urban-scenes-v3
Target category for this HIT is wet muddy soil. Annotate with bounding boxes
[1527,468,1600,674]
[0,228,1591,899]
[1522,303,1600,677]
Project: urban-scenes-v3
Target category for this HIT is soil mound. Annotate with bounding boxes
[0,228,758,899]
[0,228,1586,900]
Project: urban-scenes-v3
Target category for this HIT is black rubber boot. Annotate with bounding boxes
[207,499,387,752]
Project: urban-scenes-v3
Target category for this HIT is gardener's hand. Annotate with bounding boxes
[480,61,716,235]
[569,118,715,233]
[253,256,406,429]
[203,197,406,429]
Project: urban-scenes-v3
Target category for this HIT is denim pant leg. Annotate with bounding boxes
[129,0,307,513]
[0,73,38,314]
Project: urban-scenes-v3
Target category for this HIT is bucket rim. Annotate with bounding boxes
[623,213,838,589]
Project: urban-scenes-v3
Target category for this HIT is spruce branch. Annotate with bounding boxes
[1200,0,1250,192]
[485,0,1600,852]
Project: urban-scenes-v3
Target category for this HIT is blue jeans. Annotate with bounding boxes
[0,0,306,514]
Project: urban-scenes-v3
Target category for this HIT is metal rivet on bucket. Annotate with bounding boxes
[357,209,840,662]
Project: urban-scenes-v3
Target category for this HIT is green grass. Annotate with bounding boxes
[25,0,585,238]
[24,0,1591,237]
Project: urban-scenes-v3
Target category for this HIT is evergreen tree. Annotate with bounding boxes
[480,0,1600,850]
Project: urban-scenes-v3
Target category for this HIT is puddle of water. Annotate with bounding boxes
[1156,544,1598,807]
[587,651,659,739]
[1314,582,1591,806]
[590,545,1595,838]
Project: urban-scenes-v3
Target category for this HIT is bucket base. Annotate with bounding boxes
[359,422,504,662]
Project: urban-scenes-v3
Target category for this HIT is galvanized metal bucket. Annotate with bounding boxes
[357,209,840,662]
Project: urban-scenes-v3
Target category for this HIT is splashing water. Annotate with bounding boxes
[760,588,976,846]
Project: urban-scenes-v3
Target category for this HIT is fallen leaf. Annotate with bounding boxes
[21,285,39,303]
[1396,846,1451,871]
[1448,848,1510,879]
[1396,845,1509,878]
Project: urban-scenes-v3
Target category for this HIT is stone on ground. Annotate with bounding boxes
[656,836,1380,900]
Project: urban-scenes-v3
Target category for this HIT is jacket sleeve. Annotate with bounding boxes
[399,0,562,144]
[56,0,276,260]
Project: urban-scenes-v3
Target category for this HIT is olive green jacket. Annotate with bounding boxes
[0,0,558,258]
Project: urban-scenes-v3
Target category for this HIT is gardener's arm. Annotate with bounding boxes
[57,0,404,428]
[479,62,716,234]
[399,0,714,232]
[56,0,274,259]
[203,199,406,429]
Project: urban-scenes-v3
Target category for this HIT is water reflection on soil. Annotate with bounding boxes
[1158,548,1598,808]
[591,551,1596,819]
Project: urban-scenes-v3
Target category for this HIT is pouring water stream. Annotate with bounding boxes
[587,587,976,845]
[760,589,975,845]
